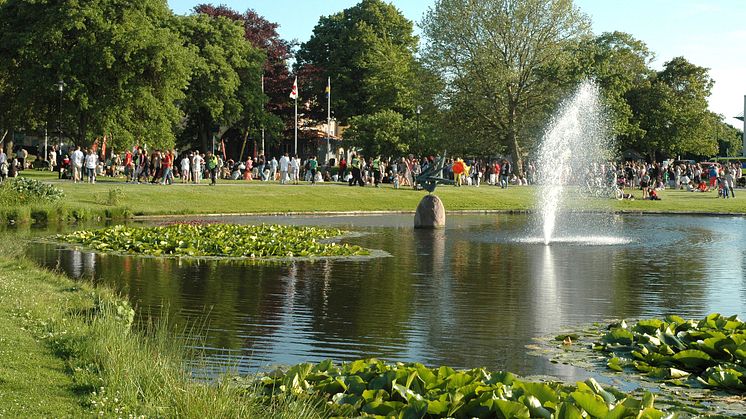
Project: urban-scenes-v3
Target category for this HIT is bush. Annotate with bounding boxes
[0,177,64,205]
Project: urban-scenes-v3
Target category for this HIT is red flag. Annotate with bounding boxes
[221,139,227,161]
[101,135,107,159]
[289,77,298,99]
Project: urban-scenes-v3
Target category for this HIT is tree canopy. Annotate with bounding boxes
[295,0,420,123]
[422,0,591,173]
[0,0,192,151]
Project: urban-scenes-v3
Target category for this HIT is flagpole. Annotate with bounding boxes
[261,75,265,155]
[294,88,298,157]
[327,76,331,163]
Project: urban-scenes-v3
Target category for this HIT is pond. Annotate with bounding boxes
[26,213,746,382]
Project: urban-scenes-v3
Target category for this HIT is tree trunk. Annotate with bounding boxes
[507,103,524,177]
[6,129,13,159]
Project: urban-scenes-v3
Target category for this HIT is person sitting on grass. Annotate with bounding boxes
[647,188,661,200]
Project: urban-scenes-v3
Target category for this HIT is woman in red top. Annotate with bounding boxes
[160,150,173,185]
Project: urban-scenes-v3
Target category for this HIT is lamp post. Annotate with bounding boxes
[416,106,422,144]
[56,80,64,150]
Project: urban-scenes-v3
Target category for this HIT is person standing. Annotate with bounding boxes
[289,155,300,184]
[180,153,191,183]
[279,153,290,184]
[206,151,218,185]
[499,159,512,189]
[48,146,57,172]
[372,155,382,187]
[84,148,98,184]
[71,146,84,183]
[270,156,278,181]
[257,154,266,181]
[349,153,364,187]
[0,146,7,182]
[161,149,173,185]
[308,155,318,185]
[17,148,27,171]
[192,151,203,184]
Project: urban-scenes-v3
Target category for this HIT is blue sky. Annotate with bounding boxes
[167,0,746,128]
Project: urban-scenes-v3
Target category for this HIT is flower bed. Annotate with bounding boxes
[56,223,369,258]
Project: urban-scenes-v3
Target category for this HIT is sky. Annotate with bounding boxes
[167,0,746,128]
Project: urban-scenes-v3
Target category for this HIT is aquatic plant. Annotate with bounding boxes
[57,223,369,258]
[254,358,677,418]
[596,313,746,392]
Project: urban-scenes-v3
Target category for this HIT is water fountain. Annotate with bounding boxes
[535,80,615,245]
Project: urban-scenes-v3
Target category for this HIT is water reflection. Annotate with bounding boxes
[26,214,746,381]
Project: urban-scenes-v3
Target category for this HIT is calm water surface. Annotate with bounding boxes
[27,214,746,381]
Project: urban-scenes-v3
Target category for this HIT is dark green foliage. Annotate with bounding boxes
[0,0,192,149]
[596,314,746,392]
[255,359,678,418]
[57,223,369,258]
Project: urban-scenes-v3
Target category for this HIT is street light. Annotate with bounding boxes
[56,80,64,151]
[416,106,422,144]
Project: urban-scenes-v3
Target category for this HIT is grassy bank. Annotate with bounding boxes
[0,237,322,417]
[20,170,746,216]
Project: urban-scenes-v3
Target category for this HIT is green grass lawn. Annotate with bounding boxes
[19,170,746,216]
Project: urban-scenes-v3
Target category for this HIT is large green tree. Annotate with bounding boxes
[422,0,590,173]
[345,109,413,158]
[172,14,265,152]
[627,57,715,159]
[295,0,419,123]
[193,4,291,146]
[573,31,654,141]
[0,0,192,150]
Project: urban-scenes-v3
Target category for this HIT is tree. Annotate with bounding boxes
[193,4,291,144]
[422,0,590,173]
[345,110,413,158]
[572,32,654,141]
[0,0,192,151]
[627,57,715,159]
[295,0,419,123]
[172,14,265,152]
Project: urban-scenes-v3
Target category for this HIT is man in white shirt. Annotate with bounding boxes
[192,151,203,184]
[289,155,300,185]
[71,146,84,183]
[180,154,191,183]
[279,153,290,184]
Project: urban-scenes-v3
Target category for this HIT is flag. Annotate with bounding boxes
[289,77,298,99]
[101,134,107,159]
[325,80,330,99]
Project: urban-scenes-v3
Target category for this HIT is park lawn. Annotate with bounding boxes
[19,170,746,216]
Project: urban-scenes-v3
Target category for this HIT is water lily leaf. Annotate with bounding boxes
[399,399,428,419]
[494,399,530,419]
[672,349,713,370]
[570,391,609,417]
[603,328,634,346]
[523,395,552,419]
[555,402,583,419]
[361,399,403,416]
[426,399,449,416]
[607,357,623,372]
[634,319,664,335]
[518,382,559,405]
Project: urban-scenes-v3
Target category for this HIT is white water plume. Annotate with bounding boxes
[536,80,611,245]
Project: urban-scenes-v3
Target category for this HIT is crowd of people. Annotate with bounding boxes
[2,144,743,201]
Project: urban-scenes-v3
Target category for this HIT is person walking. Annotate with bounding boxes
[372,155,382,187]
[84,148,98,184]
[308,155,318,185]
[349,153,364,187]
[499,159,512,189]
[161,150,174,185]
[71,146,84,183]
[289,155,300,184]
[180,153,191,183]
[279,153,289,184]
